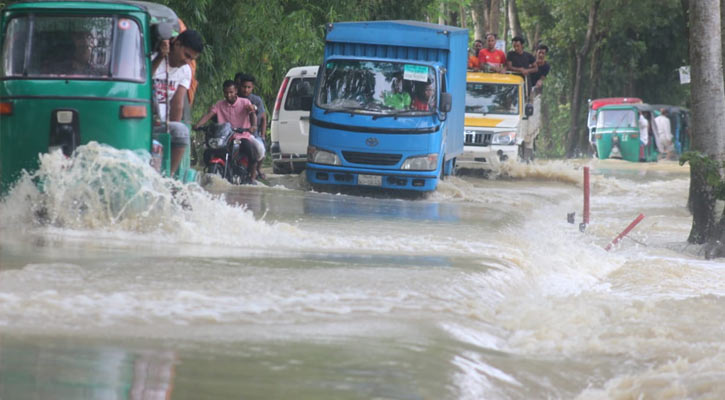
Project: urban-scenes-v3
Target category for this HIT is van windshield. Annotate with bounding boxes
[317,59,436,115]
[465,82,519,115]
[2,15,145,81]
[596,109,637,129]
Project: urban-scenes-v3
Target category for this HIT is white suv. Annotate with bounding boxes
[270,65,318,174]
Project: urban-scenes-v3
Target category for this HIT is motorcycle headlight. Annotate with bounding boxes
[210,138,226,149]
[401,153,438,171]
[491,131,516,146]
[307,146,341,165]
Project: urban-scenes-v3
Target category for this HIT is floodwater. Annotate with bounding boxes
[0,143,723,400]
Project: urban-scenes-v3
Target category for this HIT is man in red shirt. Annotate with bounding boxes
[477,33,506,73]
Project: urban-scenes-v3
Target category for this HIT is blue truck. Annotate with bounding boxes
[306,20,467,193]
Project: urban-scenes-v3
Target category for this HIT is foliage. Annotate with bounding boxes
[0,0,695,156]
[680,151,725,200]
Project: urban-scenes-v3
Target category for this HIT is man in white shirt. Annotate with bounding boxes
[654,108,675,159]
[638,113,649,147]
[152,30,204,177]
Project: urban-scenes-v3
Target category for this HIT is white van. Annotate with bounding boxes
[270,65,318,174]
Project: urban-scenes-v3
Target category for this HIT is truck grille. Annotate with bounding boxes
[465,132,492,146]
[342,151,402,165]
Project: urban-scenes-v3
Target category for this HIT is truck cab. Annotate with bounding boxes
[306,21,467,194]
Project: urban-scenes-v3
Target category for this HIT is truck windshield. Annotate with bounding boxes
[317,59,437,115]
[596,109,637,129]
[465,82,519,115]
[2,15,145,81]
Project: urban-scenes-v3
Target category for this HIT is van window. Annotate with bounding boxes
[284,77,316,111]
[2,15,145,81]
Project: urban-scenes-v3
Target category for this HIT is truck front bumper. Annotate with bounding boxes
[306,163,439,192]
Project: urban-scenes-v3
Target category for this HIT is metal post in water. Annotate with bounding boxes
[579,167,590,232]
[604,213,645,251]
[583,167,590,225]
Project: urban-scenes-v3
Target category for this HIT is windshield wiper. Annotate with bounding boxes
[466,105,488,115]
[323,105,363,115]
[372,110,419,120]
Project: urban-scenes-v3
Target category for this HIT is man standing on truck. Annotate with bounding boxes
[505,36,535,75]
[478,33,506,73]
[528,45,550,96]
[152,30,204,177]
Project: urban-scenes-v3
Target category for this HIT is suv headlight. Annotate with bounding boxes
[491,131,516,146]
[401,153,438,171]
[307,146,341,165]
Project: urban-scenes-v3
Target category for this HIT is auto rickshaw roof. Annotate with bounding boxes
[598,103,657,112]
[589,97,643,110]
[6,0,180,32]
[649,104,690,113]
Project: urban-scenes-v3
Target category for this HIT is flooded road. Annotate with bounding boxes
[0,145,723,399]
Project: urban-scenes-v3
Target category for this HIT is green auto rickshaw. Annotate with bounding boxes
[593,103,659,162]
[0,0,197,194]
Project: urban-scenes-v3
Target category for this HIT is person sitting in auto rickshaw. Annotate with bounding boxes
[151,29,204,177]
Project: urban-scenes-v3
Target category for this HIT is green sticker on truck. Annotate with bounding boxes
[404,64,428,82]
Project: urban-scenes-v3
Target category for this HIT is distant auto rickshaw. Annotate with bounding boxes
[587,97,643,156]
[593,103,659,162]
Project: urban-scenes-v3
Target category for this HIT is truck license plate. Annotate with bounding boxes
[358,174,382,186]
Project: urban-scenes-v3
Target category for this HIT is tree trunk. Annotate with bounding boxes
[503,0,509,44]
[489,0,501,38]
[507,0,523,39]
[565,0,600,158]
[471,0,490,40]
[688,0,725,247]
[530,24,541,52]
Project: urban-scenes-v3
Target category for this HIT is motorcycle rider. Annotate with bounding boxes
[194,80,259,182]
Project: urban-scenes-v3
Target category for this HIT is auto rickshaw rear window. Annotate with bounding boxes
[2,15,145,81]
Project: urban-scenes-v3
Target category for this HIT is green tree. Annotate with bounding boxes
[686,0,725,256]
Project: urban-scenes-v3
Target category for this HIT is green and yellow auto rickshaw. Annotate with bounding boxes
[593,103,659,162]
[0,0,196,194]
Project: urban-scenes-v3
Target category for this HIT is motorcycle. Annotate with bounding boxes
[197,123,256,184]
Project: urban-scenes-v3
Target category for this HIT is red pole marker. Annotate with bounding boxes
[583,167,590,225]
[604,213,645,251]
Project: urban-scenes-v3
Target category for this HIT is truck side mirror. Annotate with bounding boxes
[440,93,452,113]
[525,103,534,117]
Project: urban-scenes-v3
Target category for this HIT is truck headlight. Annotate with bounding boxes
[491,131,516,146]
[307,146,341,165]
[401,153,438,171]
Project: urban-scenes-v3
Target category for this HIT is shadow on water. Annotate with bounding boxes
[302,192,460,223]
